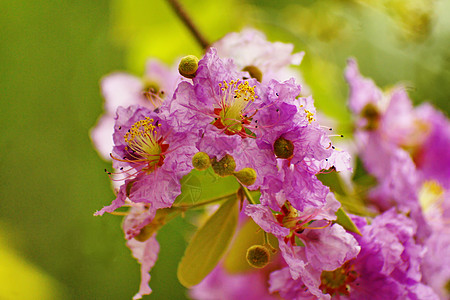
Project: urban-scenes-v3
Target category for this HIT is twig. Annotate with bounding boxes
[165,0,209,50]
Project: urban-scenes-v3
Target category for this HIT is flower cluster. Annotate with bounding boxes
[92,29,449,299]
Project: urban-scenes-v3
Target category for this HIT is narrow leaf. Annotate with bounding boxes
[316,172,347,195]
[177,197,238,287]
[224,218,262,273]
[335,207,362,236]
[174,168,239,206]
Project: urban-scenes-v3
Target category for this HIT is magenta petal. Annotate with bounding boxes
[126,236,160,299]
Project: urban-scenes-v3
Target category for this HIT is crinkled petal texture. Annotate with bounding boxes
[122,204,156,240]
[346,209,439,300]
[244,204,290,238]
[269,267,330,300]
[213,28,304,83]
[303,222,360,271]
[281,165,331,212]
[190,265,276,300]
[245,204,360,298]
[126,235,160,300]
[95,104,196,216]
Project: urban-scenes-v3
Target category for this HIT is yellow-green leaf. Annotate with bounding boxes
[335,208,362,236]
[174,168,239,206]
[177,196,238,287]
[224,218,262,273]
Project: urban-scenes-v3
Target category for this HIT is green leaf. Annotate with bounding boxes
[224,218,262,273]
[335,208,362,236]
[224,218,277,273]
[177,196,238,287]
[174,168,239,206]
[316,172,347,195]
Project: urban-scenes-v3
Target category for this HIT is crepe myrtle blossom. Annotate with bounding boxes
[245,194,360,299]
[346,58,450,189]
[268,209,439,299]
[250,79,351,210]
[213,28,305,84]
[94,104,196,216]
[91,59,181,159]
[161,48,279,188]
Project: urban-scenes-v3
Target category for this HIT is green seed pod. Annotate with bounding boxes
[192,152,211,171]
[273,137,294,159]
[178,55,199,79]
[242,65,263,82]
[211,154,236,177]
[233,167,257,186]
[246,245,270,269]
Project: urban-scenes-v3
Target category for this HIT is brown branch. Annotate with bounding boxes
[166,0,209,50]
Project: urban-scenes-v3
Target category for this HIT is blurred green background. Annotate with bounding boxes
[0,0,448,299]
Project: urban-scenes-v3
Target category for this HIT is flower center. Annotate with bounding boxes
[213,79,257,136]
[142,80,164,108]
[360,103,380,130]
[123,117,168,173]
[419,180,444,213]
[274,202,331,246]
[320,262,358,296]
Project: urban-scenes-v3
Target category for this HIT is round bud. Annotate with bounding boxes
[178,55,199,78]
[246,245,270,268]
[192,152,211,171]
[242,65,263,82]
[273,137,294,159]
[233,168,257,186]
[211,154,236,177]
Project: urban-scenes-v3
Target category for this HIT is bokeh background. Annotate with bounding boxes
[1,0,449,299]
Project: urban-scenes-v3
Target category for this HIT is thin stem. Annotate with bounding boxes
[166,0,209,50]
[263,232,277,253]
[172,192,236,210]
[106,211,129,216]
[240,183,257,205]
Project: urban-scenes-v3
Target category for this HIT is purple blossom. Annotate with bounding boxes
[121,204,161,299]
[91,59,181,159]
[127,236,160,299]
[213,28,305,84]
[94,104,196,215]
[269,267,330,300]
[245,201,360,298]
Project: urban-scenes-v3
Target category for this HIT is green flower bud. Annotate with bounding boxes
[211,154,236,177]
[192,152,211,171]
[246,245,270,268]
[233,168,257,186]
[273,137,294,159]
[242,65,263,82]
[178,55,199,79]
